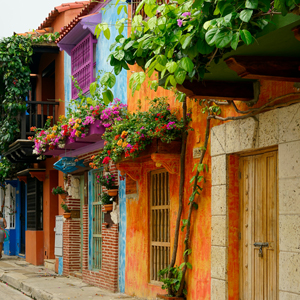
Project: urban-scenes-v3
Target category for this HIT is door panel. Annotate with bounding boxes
[240,151,277,300]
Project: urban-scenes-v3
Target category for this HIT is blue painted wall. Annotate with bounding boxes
[118,177,126,292]
[3,180,21,256]
[58,256,63,275]
[64,52,72,110]
[63,1,128,291]
[88,169,94,270]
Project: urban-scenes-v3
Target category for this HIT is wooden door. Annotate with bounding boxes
[239,151,278,300]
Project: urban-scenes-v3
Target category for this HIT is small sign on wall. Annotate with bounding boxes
[193,147,202,159]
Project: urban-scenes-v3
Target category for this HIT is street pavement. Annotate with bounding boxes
[0,255,145,300]
[0,281,30,299]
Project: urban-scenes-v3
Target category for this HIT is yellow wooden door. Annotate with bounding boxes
[239,151,277,300]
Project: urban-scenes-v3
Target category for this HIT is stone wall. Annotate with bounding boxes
[210,102,300,299]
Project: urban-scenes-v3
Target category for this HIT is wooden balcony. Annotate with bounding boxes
[20,100,59,139]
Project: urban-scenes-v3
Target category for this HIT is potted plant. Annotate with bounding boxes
[97,173,118,196]
[52,186,68,200]
[101,193,113,212]
[61,203,71,219]
[157,266,186,300]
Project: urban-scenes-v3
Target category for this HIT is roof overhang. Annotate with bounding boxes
[4,140,46,163]
[179,14,300,102]
[57,12,102,55]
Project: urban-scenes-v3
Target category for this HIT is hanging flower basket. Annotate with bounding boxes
[157,294,185,300]
[63,212,71,219]
[102,204,113,212]
[60,193,68,200]
[107,188,118,197]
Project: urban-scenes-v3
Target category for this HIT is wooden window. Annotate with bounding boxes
[27,177,43,230]
[150,169,170,282]
[71,33,97,99]
[90,170,103,270]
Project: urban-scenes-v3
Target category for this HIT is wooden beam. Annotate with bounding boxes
[225,56,300,82]
[292,25,300,42]
[29,171,46,182]
[177,80,255,101]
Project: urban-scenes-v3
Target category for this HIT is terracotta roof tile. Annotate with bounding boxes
[38,1,90,30]
[56,1,100,43]
[17,27,54,36]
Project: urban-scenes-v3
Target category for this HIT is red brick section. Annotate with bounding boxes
[82,205,119,292]
[62,161,119,291]
[63,176,81,275]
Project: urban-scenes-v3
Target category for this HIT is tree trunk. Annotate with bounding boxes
[167,97,188,295]
[176,116,211,297]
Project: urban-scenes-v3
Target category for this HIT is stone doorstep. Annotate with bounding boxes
[44,259,56,272]
[69,271,83,279]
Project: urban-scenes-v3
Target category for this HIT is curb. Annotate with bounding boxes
[0,273,59,300]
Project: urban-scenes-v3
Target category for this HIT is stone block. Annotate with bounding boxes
[211,279,227,300]
[279,178,300,214]
[211,124,226,156]
[279,103,300,143]
[279,291,300,300]
[279,215,300,252]
[279,141,300,179]
[211,246,227,280]
[240,117,258,150]
[211,216,227,246]
[258,109,278,148]
[211,185,227,215]
[279,252,300,294]
[211,155,227,186]
[225,120,240,153]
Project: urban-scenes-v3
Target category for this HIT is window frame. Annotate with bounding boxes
[71,33,97,99]
[149,168,170,283]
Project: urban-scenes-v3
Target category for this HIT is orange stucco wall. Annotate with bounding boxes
[27,6,84,266]
[43,161,59,260]
[125,53,298,300]
[26,230,44,265]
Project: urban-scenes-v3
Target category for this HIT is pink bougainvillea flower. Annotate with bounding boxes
[177,19,183,27]
[182,12,191,17]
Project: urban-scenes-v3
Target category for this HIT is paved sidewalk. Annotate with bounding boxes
[0,255,143,300]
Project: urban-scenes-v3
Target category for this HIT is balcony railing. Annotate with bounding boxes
[20,101,59,139]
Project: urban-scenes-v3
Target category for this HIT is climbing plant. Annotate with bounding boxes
[0,32,59,153]
[92,0,300,297]
[97,0,299,94]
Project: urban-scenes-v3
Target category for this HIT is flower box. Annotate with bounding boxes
[64,137,92,150]
[44,146,65,156]
[102,204,113,212]
[120,139,181,162]
[76,120,105,143]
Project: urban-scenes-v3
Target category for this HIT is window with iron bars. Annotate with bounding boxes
[150,169,170,282]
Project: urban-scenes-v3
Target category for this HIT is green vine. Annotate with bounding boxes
[97,0,299,94]
[0,32,59,153]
